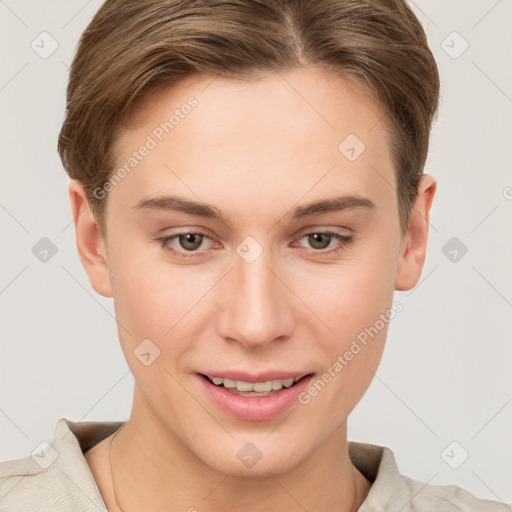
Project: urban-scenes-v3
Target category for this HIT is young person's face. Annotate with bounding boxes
[71,66,434,475]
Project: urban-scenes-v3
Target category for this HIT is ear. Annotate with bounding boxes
[395,173,436,291]
[68,179,113,298]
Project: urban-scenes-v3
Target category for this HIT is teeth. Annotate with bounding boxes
[208,375,304,392]
[236,381,253,392]
[222,378,236,389]
[271,379,283,390]
[283,378,294,388]
[253,381,273,392]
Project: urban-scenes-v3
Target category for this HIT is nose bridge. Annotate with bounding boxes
[217,241,294,348]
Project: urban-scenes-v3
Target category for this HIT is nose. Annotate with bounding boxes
[216,244,295,350]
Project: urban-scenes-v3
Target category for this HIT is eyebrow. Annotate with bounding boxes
[133,194,376,224]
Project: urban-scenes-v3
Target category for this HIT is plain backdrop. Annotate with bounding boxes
[1,0,511,505]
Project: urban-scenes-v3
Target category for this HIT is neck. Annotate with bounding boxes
[109,388,369,512]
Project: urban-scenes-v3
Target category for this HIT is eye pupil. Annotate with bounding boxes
[179,233,203,251]
[308,233,331,249]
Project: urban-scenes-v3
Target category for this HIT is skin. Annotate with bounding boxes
[71,66,435,511]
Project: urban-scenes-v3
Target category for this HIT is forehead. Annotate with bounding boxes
[125,67,386,144]
[109,67,395,217]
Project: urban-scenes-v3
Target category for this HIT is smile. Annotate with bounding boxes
[203,374,307,395]
[197,372,315,421]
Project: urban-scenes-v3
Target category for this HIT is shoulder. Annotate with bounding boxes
[395,473,510,512]
[0,418,111,512]
[349,441,510,512]
[0,450,66,512]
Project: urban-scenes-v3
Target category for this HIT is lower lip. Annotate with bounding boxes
[197,374,314,422]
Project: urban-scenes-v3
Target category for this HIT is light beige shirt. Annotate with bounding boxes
[0,418,508,511]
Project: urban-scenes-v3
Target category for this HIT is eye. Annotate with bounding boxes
[173,233,207,251]
[295,231,354,254]
[157,231,216,258]
[155,229,354,260]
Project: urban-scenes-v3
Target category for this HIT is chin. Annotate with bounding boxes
[194,435,309,477]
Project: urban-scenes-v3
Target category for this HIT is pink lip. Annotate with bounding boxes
[197,372,314,422]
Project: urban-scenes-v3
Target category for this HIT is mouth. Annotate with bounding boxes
[199,373,312,397]
[196,371,315,421]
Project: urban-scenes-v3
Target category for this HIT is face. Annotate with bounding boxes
[72,66,432,476]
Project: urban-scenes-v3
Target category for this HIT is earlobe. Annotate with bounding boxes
[68,179,113,298]
[394,174,436,291]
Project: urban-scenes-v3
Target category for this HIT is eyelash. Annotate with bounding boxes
[155,230,354,259]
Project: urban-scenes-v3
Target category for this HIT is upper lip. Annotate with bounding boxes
[198,370,313,382]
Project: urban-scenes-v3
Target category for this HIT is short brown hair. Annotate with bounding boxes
[58,0,439,235]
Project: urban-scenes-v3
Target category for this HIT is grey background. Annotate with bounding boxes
[1,0,511,504]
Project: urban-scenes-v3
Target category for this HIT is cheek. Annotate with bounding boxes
[108,241,217,367]
[107,249,202,413]
[109,235,186,328]
[295,238,398,408]
[300,243,398,342]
